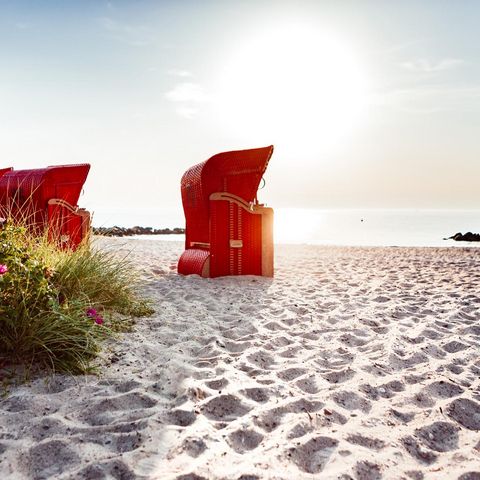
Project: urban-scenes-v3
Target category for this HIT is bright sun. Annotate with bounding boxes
[214,23,368,155]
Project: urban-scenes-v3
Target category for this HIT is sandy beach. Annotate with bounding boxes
[1,238,479,480]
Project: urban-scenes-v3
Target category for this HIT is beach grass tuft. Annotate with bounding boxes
[0,219,153,374]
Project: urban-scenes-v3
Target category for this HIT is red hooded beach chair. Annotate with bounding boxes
[178,146,274,278]
[0,164,91,249]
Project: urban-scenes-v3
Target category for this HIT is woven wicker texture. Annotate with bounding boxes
[179,146,273,277]
[210,199,262,277]
[178,249,210,276]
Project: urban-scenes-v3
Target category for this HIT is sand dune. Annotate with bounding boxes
[1,239,479,479]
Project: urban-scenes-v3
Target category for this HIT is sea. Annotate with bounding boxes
[91,207,480,248]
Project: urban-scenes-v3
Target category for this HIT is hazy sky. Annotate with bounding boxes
[1,0,479,224]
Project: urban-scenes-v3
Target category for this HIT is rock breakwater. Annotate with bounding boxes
[93,226,185,237]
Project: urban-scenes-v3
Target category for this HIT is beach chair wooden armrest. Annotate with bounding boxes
[47,198,79,213]
[190,241,211,248]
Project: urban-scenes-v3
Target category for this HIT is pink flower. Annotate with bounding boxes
[0,264,8,275]
[86,307,104,325]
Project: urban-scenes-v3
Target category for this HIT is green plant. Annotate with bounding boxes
[0,221,153,374]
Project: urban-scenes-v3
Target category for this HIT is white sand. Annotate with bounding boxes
[1,239,479,480]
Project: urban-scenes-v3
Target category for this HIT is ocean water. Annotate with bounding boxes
[92,207,480,248]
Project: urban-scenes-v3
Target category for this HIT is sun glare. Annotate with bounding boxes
[214,23,368,155]
[274,208,320,244]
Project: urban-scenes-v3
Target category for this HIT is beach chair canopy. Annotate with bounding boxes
[178,146,274,278]
[0,164,89,211]
[0,164,91,248]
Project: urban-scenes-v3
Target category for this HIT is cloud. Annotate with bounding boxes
[96,17,153,46]
[165,83,210,103]
[400,58,464,73]
[168,69,193,78]
[164,82,211,119]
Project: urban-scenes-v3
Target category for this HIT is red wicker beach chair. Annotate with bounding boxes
[0,164,91,249]
[178,146,274,278]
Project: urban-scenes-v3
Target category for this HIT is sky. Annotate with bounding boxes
[0,0,479,227]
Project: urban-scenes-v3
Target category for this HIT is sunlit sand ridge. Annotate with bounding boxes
[0,239,479,479]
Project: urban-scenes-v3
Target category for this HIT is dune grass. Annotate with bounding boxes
[0,220,153,374]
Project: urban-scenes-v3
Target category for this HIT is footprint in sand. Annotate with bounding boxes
[404,471,424,480]
[201,394,250,422]
[25,440,80,479]
[227,429,264,453]
[457,473,480,480]
[390,409,416,424]
[296,376,320,394]
[205,378,229,391]
[254,399,323,432]
[287,436,338,474]
[287,422,314,439]
[29,416,71,441]
[224,340,251,353]
[346,433,385,451]
[359,380,404,400]
[246,351,275,369]
[34,376,77,394]
[263,321,287,331]
[112,379,143,393]
[447,398,480,431]
[323,367,356,384]
[174,437,207,458]
[442,340,469,353]
[1,395,37,413]
[241,387,270,403]
[164,409,197,427]
[354,460,382,480]
[425,380,464,399]
[416,421,460,452]
[277,368,308,382]
[446,363,464,375]
[78,392,157,426]
[401,436,438,465]
[332,391,371,413]
[318,408,348,427]
[76,459,136,480]
[410,391,436,408]
[278,345,303,358]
